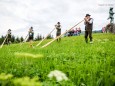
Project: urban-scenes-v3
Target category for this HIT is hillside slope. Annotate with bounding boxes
[0,33,115,86]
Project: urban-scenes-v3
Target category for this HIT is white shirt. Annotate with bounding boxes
[89,18,93,24]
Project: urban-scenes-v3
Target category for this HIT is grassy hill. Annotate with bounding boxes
[0,33,115,86]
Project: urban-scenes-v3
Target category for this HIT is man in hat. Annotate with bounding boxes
[84,14,93,43]
[55,22,61,42]
[108,7,114,23]
[7,29,12,45]
[28,27,34,47]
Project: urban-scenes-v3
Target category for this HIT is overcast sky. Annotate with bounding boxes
[0,0,114,38]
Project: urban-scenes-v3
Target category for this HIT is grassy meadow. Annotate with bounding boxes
[0,33,115,86]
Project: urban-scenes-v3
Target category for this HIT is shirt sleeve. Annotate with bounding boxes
[89,19,93,24]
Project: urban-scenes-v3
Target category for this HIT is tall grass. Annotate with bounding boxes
[0,33,115,86]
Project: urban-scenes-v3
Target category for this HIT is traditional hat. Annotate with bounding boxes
[110,7,113,10]
[57,22,60,24]
[31,27,33,29]
[85,14,91,17]
[8,29,11,31]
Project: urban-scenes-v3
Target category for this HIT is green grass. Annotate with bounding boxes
[0,33,115,86]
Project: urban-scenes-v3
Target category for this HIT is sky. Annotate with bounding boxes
[0,0,115,38]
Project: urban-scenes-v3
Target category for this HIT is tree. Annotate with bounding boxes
[0,36,5,44]
[15,37,20,43]
[35,34,42,41]
[11,35,15,43]
[20,36,24,42]
[47,34,53,39]
[39,35,42,40]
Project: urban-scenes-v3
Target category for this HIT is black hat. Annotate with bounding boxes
[110,7,113,10]
[8,29,11,31]
[57,22,60,24]
[85,14,91,17]
[31,26,33,29]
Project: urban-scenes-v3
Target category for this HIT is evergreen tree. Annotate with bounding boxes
[11,35,15,43]
[39,35,42,40]
[35,34,42,41]
[0,36,5,44]
[20,36,24,42]
[47,34,53,39]
[15,37,20,43]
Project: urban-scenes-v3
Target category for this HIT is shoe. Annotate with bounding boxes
[85,39,88,43]
[86,41,88,43]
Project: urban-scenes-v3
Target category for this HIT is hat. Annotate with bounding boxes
[8,29,11,31]
[31,27,33,29]
[57,22,60,24]
[110,7,113,10]
[85,14,91,17]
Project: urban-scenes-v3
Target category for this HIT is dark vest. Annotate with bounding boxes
[85,18,93,31]
[56,24,61,33]
[29,31,34,37]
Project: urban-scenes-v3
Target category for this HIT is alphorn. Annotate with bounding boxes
[36,28,55,46]
[0,34,8,48]
[20,34,29,46]
[41,19,84,48]
[23,34,29,42]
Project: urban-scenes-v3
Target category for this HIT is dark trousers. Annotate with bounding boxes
[6,38,11,45]
[56,33,61,42]
[85,30,92,43]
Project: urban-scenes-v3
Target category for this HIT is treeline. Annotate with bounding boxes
[0,34,53,45]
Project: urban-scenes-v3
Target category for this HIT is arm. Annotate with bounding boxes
[55,25,57,29]
[84,17,87,25]
[89,19,93,24]
[109,11,115,14]
[84,18,93,24]
[60,25,62,29]
[84,17,89,24]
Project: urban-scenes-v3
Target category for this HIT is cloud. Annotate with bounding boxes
[0,0,115,38]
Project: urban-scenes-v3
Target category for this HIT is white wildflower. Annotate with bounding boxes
[48,70,68,82]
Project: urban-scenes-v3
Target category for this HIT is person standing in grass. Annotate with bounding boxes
[28,27,34,47]
[77,27,81,36]
[84,14,93,43]
[73,28,77,36]
[55,22,61,42]
[107,7,114,24]
[7,29,12,45]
